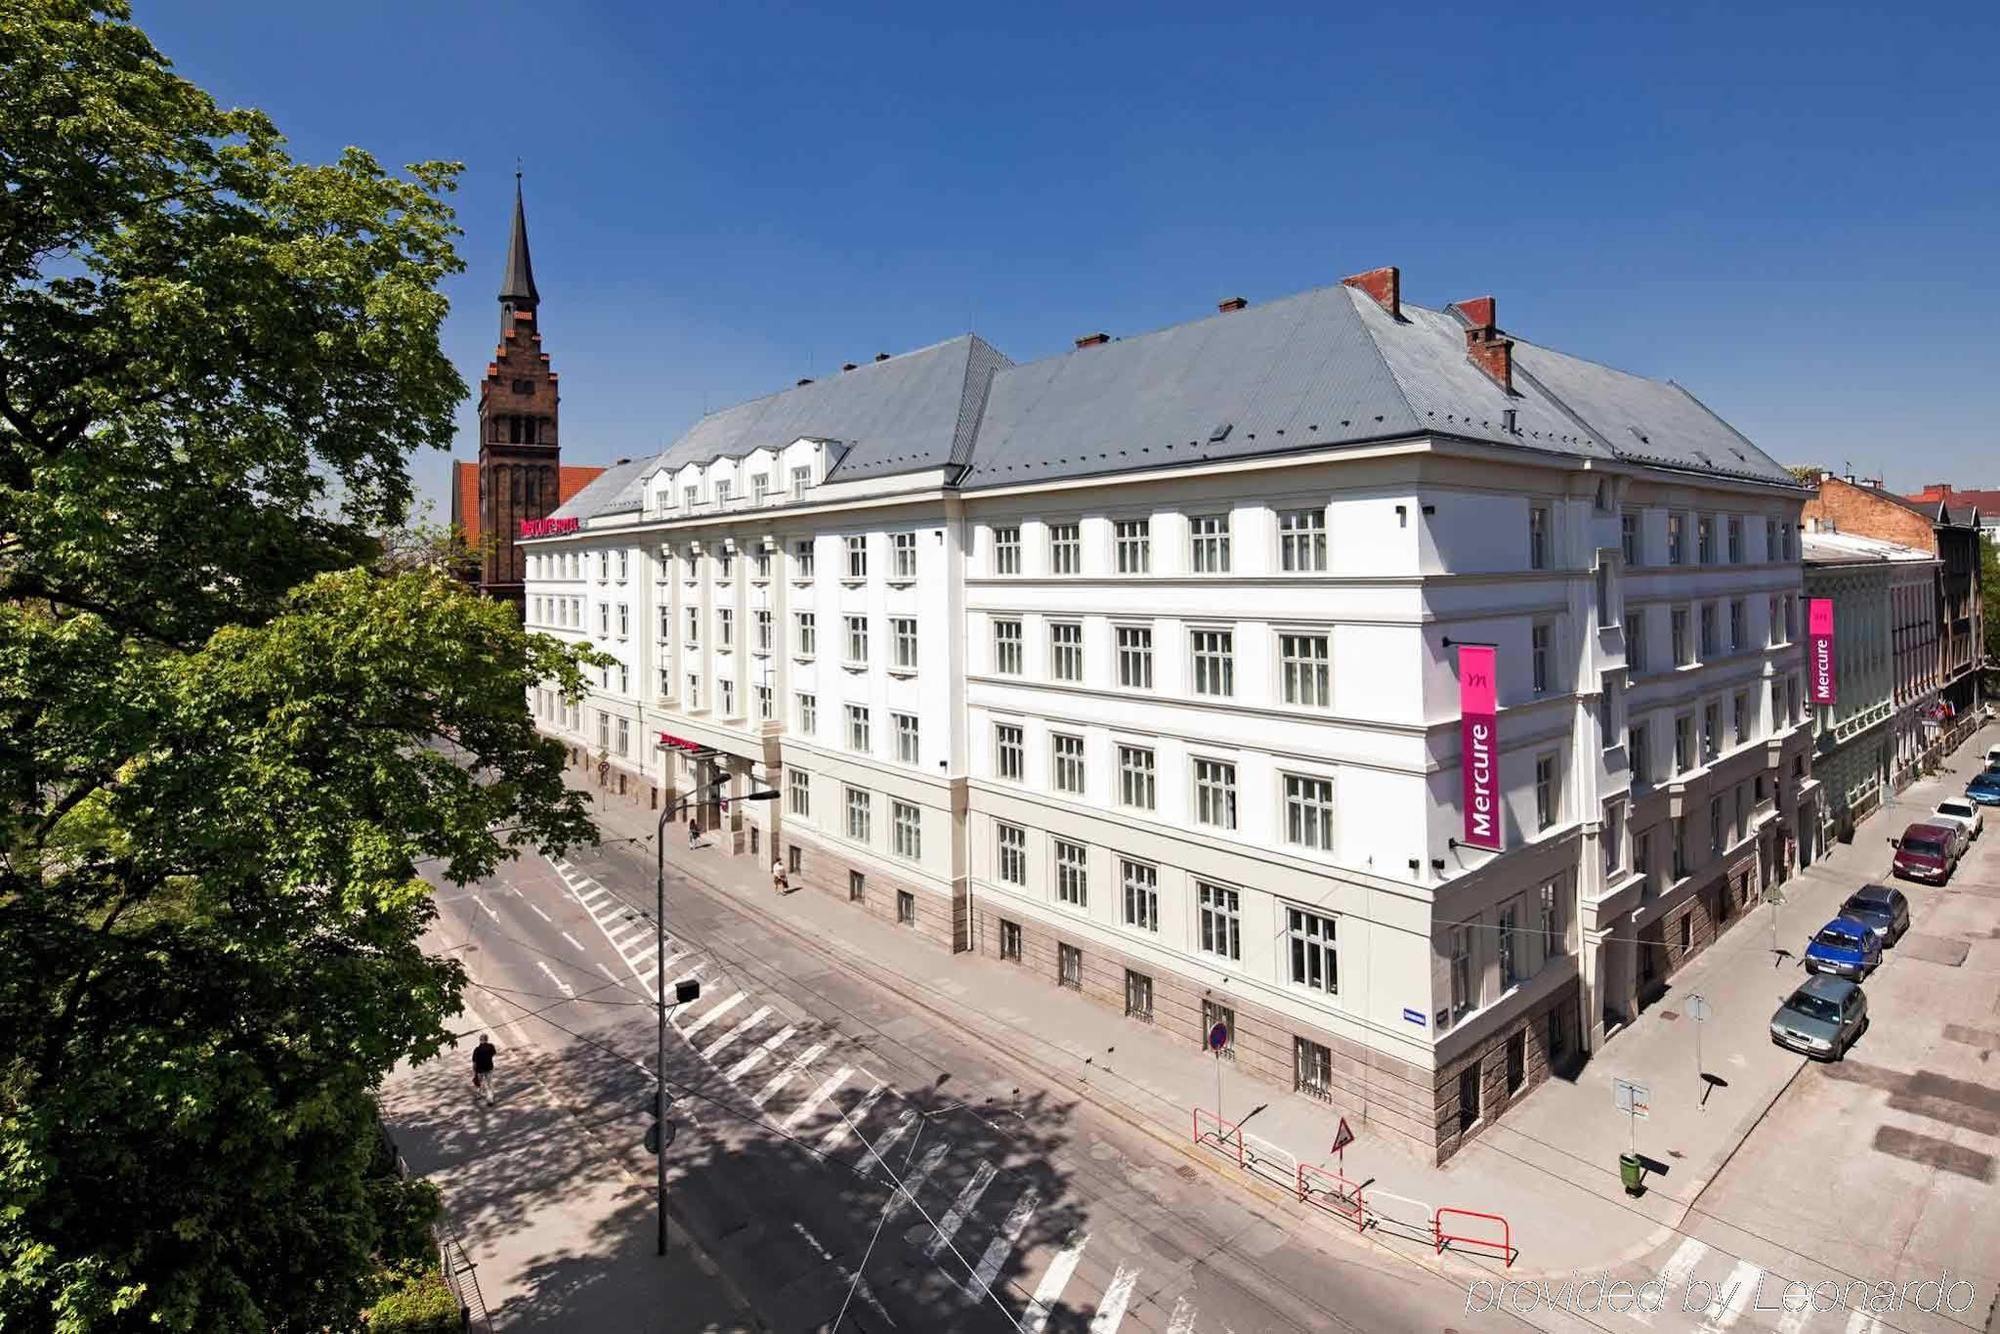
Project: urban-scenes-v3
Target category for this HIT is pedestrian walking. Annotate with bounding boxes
[771,857,789,894]
[686,817,699,849]
[471,1034,497,1099]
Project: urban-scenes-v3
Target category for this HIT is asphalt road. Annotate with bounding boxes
[427,832,1509,1334]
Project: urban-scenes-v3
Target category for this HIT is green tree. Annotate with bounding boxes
[0,4,598,1328]
[1981,535,2000,670]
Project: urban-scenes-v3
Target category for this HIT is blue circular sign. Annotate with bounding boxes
[1207,1021,1230,1052]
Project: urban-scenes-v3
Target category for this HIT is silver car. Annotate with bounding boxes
[1769,974,1868,1060]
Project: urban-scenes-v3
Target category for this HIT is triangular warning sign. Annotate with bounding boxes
[1331,1117,1355,1154]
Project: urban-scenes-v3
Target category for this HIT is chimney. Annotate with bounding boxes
[1074,332,1110,348]
[1450,296,1512,394]
[842,362,857,372]
[1217,296,1248,313]
[1340,266,1400,318]
[875,352,890,362]
[796,378,813,386]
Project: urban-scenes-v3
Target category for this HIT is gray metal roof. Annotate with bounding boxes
[548,455,653,523]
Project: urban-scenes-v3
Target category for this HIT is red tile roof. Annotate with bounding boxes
[1906,484,2000,514]
[449,459,606,548]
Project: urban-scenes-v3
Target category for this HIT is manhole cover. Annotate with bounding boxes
[1177,1165,1199,1182]
[1659,1010,1680,1022]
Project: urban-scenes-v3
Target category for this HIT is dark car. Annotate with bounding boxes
[1890,822,1956,884]
[1804,917,1882,978]
[1966,770,2000,806]
[1839,884,1911,944]
[1770,975,1868,1060]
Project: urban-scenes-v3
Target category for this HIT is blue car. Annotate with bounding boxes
[1967,770,2000,806]
[1804,917,1882,979]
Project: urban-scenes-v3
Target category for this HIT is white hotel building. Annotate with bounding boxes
[520,268,1811,1162]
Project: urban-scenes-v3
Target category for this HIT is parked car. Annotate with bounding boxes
[1839,884,1911,944]
[1770,975,1869,1060]
[1966,770,2000,806]
[1985,743,2000,769]
[1804,917,1883,978]
[1889,822,1957,884]
[1932,797,1983,842]
[1926,811,1972,859]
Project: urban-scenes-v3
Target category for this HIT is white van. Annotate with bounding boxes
[1986,744,2000,770]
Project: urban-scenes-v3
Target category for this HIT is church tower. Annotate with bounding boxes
[475,174,561,608]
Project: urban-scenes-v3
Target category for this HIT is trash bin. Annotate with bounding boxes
[1619,1152,1645,1197]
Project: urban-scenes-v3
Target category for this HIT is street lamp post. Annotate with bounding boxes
[654,770,779,1257]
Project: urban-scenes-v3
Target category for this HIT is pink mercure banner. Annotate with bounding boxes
[1807,597,1837,704]
[1458,644,1502,851]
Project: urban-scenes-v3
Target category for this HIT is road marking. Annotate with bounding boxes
[1696,1259,1759,1332]
[819,1080,887,1152]
[596,962,626,989]
[1631,1237,1708,1326]
[753,1042,826,1109]
[925,1161,997,1258]
[701,1005,772,1061]
[472,894,498,920]
[579,886,609,905]
[965,1188,1038,1300]
[1165,1295,1197,1334]
[1843,1309,1880,1334]
[611,925,649,950]
[1088,1263,1141,1333]
[1773,1292,1814,1334]
[533,959,575,999]
[678,990,743,1038]
[864,1108,918,1173]
[561,930,586,952]
[725,1024,796,1082]
[897,1141,950,1205]
[526,901,552,922]
[783,1066,854,1132]
[792,1221,892,1324]
[1019,1233,1089,1334]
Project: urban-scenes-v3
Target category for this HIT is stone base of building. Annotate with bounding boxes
[781,835,959,953]
[1433,980,1582,1164]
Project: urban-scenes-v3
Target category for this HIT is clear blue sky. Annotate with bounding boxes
[138,1,2000,517]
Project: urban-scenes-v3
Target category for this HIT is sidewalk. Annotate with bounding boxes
[569,722,1996,1281]
[378,1004,760,1333]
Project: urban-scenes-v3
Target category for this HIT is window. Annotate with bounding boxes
[890,617,918,671]
[1768,595,1781,647]
[1733,690,1750,745]
[1627,608,1646,674]
[754,549,771,580]
[1535,752,1559,830]
[616,663,629,695]
[1540,880,1569,959]
[1048,522,1081,574]
[897,890,915,925]
[615,716,630,756]
[1729,599,1745,653]
[993,620,1023,675]
[891,531,917,580]
[756,684,773,720]
[1765,518,1779,561]
[1727,516,1743,563]
[845,535,867,580]
[1672,815,1689,879]
[686,674,701,709]
[994,724,1024,781]
[1191,629,1234,697]
[1114,519,1150,573]
[996,823,1027,886]
[1603,801,1625,874]
[1636,829,1655,897]
[596,552,609,583]
[1506,1031,1527,1093]
[1595,562,1616,627]
[1598,678,1617,747]
[1120,861,1158,932]
[1784,596,1797,644]
[658,605,672,642]
[1280,633,1331,708]
[1124,969,1154,1020]
[1190,514,1231,573]
[1052,733,1085,794]
[892,801,921,860]
[1116,626,1153,689]
[1700,604,1717,659]
[754,609,772,652]
[796,612,816,657]
[1458,1064,1481,1133]
[616,550,629,583]
[999,919,1022,961]
[1703,701,1721,762]
[845,704,871,752]
[719,679,735,717]
[1193,758,1238,829]
[1697,515,1714,564]
[1528,504,1550,570]
[790,465,812,500]
[1197,882,1241,960]
[993,526,1021,575]
[714,480,732,507]
[1674,714,1694,773]
[844,615,869,665]
[1594,477,1612,512]
[1117,745,1156,810]
[793,540,815,579]
[796,692,816,733]
[1709,795,1725,853]
[1058,943,1082,990]
[1055,840,1087,907]
[1531,623,1552,696]
[849,870,865,902]
[893,712,919,764]
[1671,607,1692,666]
[1667,512,1686,565]
[717,549,733,581]
[1286,907,1338,994]
[1050,622,1083,682]
[686,606,700,645]
[598,603,610,636]
[1284,774,1334,850]
[1295,1038,1333,1099]
[1621,511,1641,566]
[1497,898,1521,987]
[844,786,871,842]
[1279,508,1328,572]
[1448,926,1475,1022]
[717,608,734,650]
[788,769,810,817]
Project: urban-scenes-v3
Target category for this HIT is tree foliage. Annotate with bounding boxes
[0,4,598,1328]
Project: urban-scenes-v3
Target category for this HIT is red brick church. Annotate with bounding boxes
[448,176,602,607]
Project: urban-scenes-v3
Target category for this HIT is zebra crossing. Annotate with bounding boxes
[1604,1234,1895,1334]
[548,856,1197,1332]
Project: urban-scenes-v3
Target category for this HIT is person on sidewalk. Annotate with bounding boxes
[686,817,699,850]
[771,857,789,894]
[471,1034,497,1098]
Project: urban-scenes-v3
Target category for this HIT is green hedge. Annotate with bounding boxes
[365,1268,463,1332]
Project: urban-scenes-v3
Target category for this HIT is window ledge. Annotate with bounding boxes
[887,667,917,680]
[794,653,815,664]
[842,661,869,673]
[841,577,867,588]
[887,578,916,589]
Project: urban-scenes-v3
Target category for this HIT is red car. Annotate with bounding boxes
[1890,822,1957,884]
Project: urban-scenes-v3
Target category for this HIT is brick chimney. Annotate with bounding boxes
[1450,296,1513,394]
[1341,266,1400,318]
[1916,483,1951,501]
[1217,296,1248,313]
[1074,332,1110,348]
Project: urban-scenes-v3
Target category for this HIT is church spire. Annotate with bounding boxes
[499,170,539,330]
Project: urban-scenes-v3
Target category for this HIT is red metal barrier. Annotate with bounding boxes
[1191,1108,1244,1170]
[1296,1162,1366,1232]
[1433,1206,1514,1268]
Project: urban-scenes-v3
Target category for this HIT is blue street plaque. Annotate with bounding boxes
[1206,1021,1230,1052]
[1402,1007,1427,1027]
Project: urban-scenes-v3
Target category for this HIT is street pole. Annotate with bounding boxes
[655,796,672,1258]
